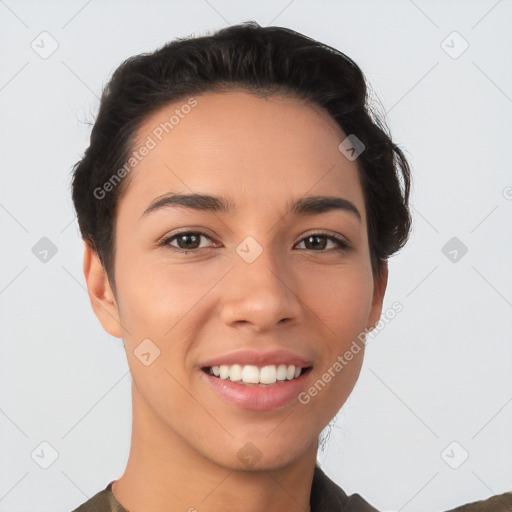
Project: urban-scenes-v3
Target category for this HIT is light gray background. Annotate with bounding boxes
[1,1,511,511]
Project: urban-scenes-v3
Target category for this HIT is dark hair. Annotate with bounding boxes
[71,20,412,294]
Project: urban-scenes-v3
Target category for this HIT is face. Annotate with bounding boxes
[86,90,387,471]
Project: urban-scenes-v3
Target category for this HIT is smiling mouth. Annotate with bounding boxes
[201,364,313,386]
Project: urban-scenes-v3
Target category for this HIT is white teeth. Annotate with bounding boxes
[230,364,243,382]
[241,365,260,383]
[219,365,230,379]
[209,364,304,384]
[276,364,288,381]
[260,365,277,384]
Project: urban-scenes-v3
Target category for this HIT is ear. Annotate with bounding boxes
[82,241,123,338]
[366,261,389,331]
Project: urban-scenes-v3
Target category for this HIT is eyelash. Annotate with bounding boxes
[158,230,350,254]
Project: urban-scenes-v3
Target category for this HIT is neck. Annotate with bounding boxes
[111,382,317,512]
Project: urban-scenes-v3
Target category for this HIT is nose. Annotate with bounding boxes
[219,248,304,333]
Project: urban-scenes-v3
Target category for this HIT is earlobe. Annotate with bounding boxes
[82,241,123,338]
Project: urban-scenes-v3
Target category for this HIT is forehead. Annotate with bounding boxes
[121,90,366,221]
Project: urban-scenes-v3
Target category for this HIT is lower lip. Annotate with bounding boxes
[200,368,312,411]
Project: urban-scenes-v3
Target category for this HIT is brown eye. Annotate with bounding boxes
[161,231,215,252]
[159,230,349,254]
[296,233,349,252]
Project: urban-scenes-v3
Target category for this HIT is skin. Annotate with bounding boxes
[83,90,388,512]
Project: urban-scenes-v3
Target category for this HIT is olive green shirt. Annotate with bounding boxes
[70,464,512,511]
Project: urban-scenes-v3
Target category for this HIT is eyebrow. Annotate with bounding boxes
[141,193,361,222]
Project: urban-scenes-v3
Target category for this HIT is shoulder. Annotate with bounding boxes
[311,464,379,511]
[442,491,512,511]
[70,481,125,512]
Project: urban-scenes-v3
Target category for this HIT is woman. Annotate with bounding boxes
[69,21,510,512]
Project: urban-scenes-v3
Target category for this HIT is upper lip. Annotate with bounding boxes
[200,348,313,369]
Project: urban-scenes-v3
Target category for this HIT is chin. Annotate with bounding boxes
[210,431,316,472]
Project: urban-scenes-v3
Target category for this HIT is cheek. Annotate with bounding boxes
[116,246,374,343]
[114,254,223,381]
[115,252,205,331]
[303,262,373,412]
[305,262,374,337]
